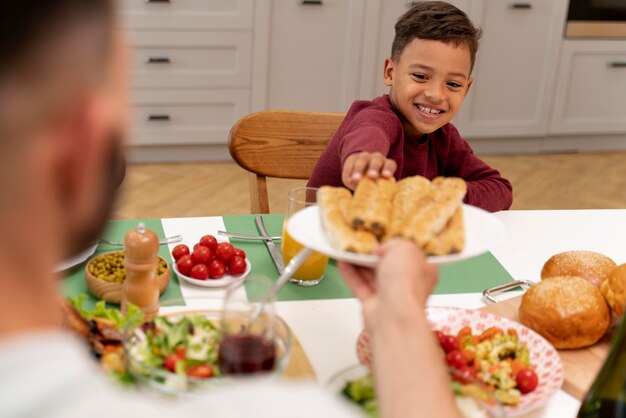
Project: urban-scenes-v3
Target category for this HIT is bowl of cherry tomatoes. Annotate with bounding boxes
[171,235,251,288]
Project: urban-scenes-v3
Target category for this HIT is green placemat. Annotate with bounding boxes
[62,218,184,310]
[223,215,515,301]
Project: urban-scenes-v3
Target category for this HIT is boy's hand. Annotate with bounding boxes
[342,152,397,190]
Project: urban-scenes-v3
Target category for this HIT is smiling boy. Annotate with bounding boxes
[307,1,512,212]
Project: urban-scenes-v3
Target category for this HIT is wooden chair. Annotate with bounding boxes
[228,110,345,214]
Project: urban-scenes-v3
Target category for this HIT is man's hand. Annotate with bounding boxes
[341,152,397,190]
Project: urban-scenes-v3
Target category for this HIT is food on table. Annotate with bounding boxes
[85,251,169,304]
[172,235,247,280]
[600,263,626,322]
[218,334,276,374]
[519,276,610,349]
[317,175,466,255]
[541,250,617,289]
[348,177,396,240]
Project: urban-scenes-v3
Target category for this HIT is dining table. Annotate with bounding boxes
[62,208,626,418]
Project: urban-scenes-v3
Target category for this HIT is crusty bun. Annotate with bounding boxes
[519,276,610,349]
[600,263,626,321]
[541,250,617,289]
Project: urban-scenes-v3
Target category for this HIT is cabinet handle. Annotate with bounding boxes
[300,0,323,4]
[509,3,532,9]
[145,0,171,3]
[608,62,626,68]
[145,57,172,64]
[147,114,171,122]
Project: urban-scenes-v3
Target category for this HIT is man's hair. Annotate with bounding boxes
[391,1,482,72]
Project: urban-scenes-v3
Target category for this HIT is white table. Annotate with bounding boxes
[161,209,626,418]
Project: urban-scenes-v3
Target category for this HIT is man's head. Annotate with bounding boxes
[384,2,481,137]
[0,0,127,262]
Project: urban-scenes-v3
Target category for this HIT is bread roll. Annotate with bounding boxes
[519,276,610,349]
[541,250,617,289]
[348,177,396,240]
[600,263,626,321]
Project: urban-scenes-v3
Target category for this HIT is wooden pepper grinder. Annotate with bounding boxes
[122,222,160,321]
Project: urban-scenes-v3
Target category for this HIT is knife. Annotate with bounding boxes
[255,215,285,274]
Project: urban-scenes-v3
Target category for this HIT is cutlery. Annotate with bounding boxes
[217,230,281,241]
[98,235,183,246]
[254,215,285,274]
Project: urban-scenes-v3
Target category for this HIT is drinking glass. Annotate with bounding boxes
[281,187,329,286]
[218,277,291,376]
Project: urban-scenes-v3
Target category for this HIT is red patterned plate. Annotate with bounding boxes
[356,306,564,417]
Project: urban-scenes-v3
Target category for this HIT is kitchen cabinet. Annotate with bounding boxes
[550,40,626,135]
[452,0,569,138]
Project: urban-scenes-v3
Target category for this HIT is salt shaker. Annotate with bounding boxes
[121,222,160,321]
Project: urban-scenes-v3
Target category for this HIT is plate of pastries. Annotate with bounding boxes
[287,175,505,267]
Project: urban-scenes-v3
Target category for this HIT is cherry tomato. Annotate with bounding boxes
[216,242,235,263]
[199,235,218,252]
[440,334,460,354]
[190,264,209,280]
[451,365,477,384]
[171,244,190,261]
[233,248,246,259]
[191,245,212,265]
[446,349,468,369]
[209,259,226,279]
[228,256,247,275]
[175,346,186,359]
[187,364,214,379]
[176,255,194,276]
[516,368,538,394]
[163,354,179,373]
[434,330,446,346]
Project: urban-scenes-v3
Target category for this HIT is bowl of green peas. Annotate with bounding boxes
[85,251,170,304]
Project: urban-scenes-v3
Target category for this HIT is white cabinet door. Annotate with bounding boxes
[550,40,626,135]
[453,0,569,138]
[263,0,366,112]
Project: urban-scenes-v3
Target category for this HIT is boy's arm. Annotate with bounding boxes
[443,128,513,212]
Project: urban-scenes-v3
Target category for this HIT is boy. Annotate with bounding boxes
[307,1,512,212]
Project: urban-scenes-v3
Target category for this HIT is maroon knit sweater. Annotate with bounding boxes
[307,95,513,212]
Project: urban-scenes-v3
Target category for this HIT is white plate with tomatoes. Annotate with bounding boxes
[171,236,252,288]
[356,307,564,417]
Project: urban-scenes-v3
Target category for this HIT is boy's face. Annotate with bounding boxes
[384,38,473,138]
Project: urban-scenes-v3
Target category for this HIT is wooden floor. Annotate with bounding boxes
[113,152,626,219]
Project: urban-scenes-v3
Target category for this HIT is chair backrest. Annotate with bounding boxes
[229,110,345,214]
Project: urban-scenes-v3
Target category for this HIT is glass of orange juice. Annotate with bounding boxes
[282,187,329,286]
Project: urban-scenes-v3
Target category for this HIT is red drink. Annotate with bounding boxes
[218,334,276,375]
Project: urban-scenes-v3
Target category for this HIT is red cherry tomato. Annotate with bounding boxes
[190,264,209,280]
[228,256,247,275]
[163,354,179,373]
[434,330,446,345]
[175,346,186,359]
[233,248,246,259]
[209,259,226,279]
[446,349,468,369]
[199,235,218,252]
[451,365,478,384]
[186,364,214,379]
[176,255,194,276]
[440,335,460,354]
[171,244,190,261]
[191,245,212,265]
[516,368,538,394]
[216,242,235,263]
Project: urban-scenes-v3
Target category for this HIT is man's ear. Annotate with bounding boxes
[383,58,395,87]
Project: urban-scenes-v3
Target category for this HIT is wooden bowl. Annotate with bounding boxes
[85,251,170,304]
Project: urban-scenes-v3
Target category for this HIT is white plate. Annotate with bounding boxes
[173,258,251,288]
[54,243,98,272]
[286,204,505,267]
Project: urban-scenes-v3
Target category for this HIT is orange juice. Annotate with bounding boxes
[281,223,329,281]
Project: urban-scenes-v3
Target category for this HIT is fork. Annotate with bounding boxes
[98,235,183,246]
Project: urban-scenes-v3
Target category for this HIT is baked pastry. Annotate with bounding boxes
[600,263,626,321]
[424,207,465,255]
[317,186,378,254]
[519,276,610,349]
[541,250,617,289]
[401,177,466,246]
[389,175,432,236]
[348,177,396,240]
